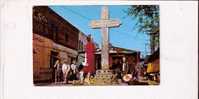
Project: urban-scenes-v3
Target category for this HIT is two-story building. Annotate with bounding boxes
[33,6,80,84]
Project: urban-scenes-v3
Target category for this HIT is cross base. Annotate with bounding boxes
[94,69,117,85]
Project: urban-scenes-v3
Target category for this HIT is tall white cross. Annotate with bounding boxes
[90,6,121,70]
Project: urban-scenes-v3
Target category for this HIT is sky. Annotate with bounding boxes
[50,5,150,57]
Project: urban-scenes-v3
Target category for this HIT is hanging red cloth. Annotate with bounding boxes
[83,41,96,73]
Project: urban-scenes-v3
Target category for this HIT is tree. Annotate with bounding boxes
[126,5,159,53]
[127,5,159,33]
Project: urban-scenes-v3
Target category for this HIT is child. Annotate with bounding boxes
[79,69,84,84]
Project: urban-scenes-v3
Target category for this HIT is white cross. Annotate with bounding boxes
[90,6,121,70]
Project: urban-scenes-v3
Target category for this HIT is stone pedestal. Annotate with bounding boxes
[94,69,115,85]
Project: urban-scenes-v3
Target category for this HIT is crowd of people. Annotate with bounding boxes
[53,59,92,85]
[111,57,142,83]
[53,56,145,85]
[49,35,159,85]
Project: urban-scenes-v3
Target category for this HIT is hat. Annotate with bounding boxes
[123,74,132,82]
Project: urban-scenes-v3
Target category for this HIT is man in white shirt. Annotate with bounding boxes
[122,57,129,75]
[62,61,70,84]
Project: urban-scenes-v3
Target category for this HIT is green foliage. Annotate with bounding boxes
[126,5,160,53]
[126,5,159,34]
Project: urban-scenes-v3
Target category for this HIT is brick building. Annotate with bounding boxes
[33,6,80,83]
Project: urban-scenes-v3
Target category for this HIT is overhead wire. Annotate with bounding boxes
[64,7,145,39]
[61,7,150,56]
[63,7,92,21]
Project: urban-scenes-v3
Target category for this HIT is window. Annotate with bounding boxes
[53,26,58,41]
[43,22,48,35]
[78,40,81,50]
[48,21,58,41]
[65,33,68,42]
